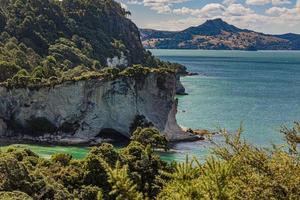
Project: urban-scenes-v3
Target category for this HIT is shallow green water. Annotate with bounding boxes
[1,50,300,162]
[0,144,90,159]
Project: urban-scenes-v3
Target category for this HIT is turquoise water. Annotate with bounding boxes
[0,144,90,159]
[152,50,300,148]
[1,50,300,162]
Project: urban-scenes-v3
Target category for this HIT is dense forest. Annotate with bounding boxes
[0,0,185,88]
[1,124,300,199]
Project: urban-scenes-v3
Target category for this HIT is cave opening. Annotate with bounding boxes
[97,128,130,146]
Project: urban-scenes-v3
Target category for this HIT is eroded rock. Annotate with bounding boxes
[0,73,189,144]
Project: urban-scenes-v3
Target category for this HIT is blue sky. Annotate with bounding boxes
[117,0,300,34]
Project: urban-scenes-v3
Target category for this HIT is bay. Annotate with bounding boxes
[2,50,300,162]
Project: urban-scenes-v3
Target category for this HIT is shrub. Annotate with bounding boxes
[158,125,300,200]
[79,185,103,200]
[51,153,73,166]
[0,61,20,82]
[0,155,33,194]
[130,115,154,134]
[0,191,33,200]
[131,127,168,151]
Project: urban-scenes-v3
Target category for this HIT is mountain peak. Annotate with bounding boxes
[204,18,227,25]
[140,18,300,50]
[182,18,242,36]
[196,18,242,35]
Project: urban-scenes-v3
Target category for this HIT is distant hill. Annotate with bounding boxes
[140,19,300,50]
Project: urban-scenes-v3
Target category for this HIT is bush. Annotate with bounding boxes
[51,153,73,166]
[79,185,103,200]
[0,155,33,194]
[0,61,20,82]
[1,124,299,199]
[0,191,33,200]
[158,125,300,200]
[131,127,168,151]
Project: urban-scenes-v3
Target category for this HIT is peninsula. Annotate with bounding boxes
[0,0,191,145]
[140,18,300,50]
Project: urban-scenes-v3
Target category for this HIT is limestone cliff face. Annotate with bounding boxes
[0,73,189,144]
[176,75,187,95]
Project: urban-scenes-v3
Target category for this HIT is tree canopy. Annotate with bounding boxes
[1,125,300,199]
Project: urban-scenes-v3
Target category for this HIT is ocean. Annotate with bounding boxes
[2,50,300,162]
[154,50,300,161]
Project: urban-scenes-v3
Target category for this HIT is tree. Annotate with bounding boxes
[131,127,168,151]
[0,61,20,82]
[100,160,143,200]
[51,153,73,166]
[121,141,167,198]
[280,122,300,155]
[0,191,33,200]
[0,155,33,194]
[0,12,5,31]
[79,185,103,200]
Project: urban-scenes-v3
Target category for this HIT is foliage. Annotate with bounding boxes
[1,123,300,200]
[0,61,20,82]
[51,153,73,166]
[120,141,168,198]
[0,191,33,200]
[142,50,187,74]
[158,124,300,200]
[0,0,177,89]
[281,122,300,154]
[100,160,143,200]
[131,127,169,151]
[130,115,154,134]
[79,185,103,200]
[0,0,184,89]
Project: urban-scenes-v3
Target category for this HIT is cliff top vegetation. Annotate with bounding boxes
[0,0,185,88]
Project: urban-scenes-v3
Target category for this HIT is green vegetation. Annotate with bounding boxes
[0,0,185,89]
[1,124,300,199]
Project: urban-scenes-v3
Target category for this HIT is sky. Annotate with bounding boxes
[117,0,300,34]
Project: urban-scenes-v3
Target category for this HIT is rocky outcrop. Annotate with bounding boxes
[0,73,191,144]
[176,75,187,95]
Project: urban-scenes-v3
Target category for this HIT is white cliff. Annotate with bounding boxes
[0,73,193,144]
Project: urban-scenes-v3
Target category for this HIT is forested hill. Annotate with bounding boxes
[1,0,148,65]
[140,18,300,50]
[0,0,183,88]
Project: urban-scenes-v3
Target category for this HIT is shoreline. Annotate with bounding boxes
[0,129,207,148]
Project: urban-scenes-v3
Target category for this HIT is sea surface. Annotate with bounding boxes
[1,50,300,162]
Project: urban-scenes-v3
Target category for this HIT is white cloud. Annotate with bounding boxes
[173,3,226,17]
[246,0,270,5]
[126,0,143,5]
[173,7,201,16]
[200,4,226,17]
[265,7,289,15]
[246,0,291,6]
[124,0,190,13]
[226,4,254,16]
[174,3,253,17]
[272,0,291,5]
[223,0,237,6]
[121,0,300,34]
